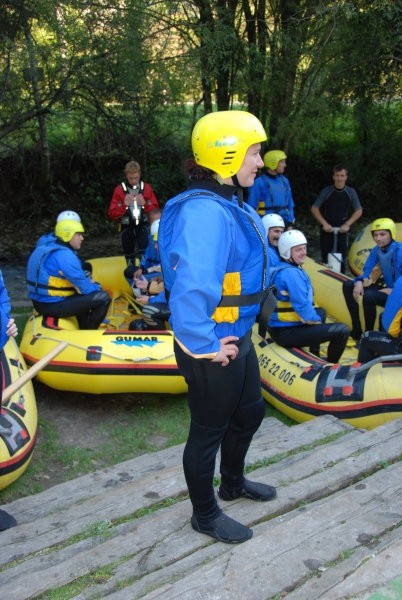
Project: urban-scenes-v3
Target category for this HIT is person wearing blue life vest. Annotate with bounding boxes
[261,212,285,271]
[0,270,19,531]
[268,230,350,362]
[36,210,92,278]
[358,276,402,363]
[27,218,110,329]
[124,215,162,290]
[158,110,277,544]
[247,149,295,228]
[342,218,402,340]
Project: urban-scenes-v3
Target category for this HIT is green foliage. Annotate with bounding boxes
[0,0,401,221]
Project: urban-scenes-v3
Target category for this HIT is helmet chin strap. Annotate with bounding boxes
[231,174,244,206]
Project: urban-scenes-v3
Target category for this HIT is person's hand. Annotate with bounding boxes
[322,222,333,233]
[211,335,239,366]
[135,193,145,207]
[137,295,149,305]
[353,281,364,301]
[380,287,392,296]
[6,318,17,338]
[133,268,143,279]
[124,193,136,206]
[134,275,148,291]
[339,223,350,233]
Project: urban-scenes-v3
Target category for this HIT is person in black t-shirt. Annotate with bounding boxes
[311,165,362,273]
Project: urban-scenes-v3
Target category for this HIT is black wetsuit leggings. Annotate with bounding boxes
[268,308,350,363]
[342,280,388,331]
[33,291,111,330]
[358,331,402,364]
[174,333,265,525]
[121,224,149,263]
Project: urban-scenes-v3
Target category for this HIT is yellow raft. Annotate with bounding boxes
[348,222,402,276]
[0,338,37,490]
[20,257,186,395]
[253,257,402,430]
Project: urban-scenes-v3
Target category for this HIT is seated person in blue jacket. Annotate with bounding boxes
[124,216,161,291]
[128,223,170,330]
[358,276,402,364]
[0,270,19,531]
[342,218,402,340]
[27,218,111,329]
[247,149,295,228]
[261,212,285,271]
[268,230,350,363]
[36,210,92,277]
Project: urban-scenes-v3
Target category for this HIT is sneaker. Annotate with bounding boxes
[191,512,252,544]
[218,478,277,502]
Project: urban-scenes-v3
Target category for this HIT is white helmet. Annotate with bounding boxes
[278,230,307,260]
[57,210,81,223]
[261,213,285,234]
[150,219,160,240]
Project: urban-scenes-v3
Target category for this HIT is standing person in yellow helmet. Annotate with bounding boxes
[158,110,277,545]
[26,218,111,329]
[247,148,295,228]
[342,218,402,340]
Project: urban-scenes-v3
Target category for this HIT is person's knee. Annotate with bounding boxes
[329,322,350,339]
[92,290,111,307]
[236,396,265,432]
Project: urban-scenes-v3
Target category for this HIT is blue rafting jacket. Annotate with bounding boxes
[268,245,281,273]
[382,276,402,337]
[158,184,269,358]
[356,241,402,288]
[140,235,161,281]
[0,270,12,351]
[268,262,321,328]
[27,240,101,303]
[247,173,295,223]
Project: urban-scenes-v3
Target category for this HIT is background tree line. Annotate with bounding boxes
[0,0,401,243]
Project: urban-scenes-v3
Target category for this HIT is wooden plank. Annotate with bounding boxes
[1,419,401,598]
[4,414,348,526]
[4,416,287,521]
[133,462,402,600]
[284,527,402,599]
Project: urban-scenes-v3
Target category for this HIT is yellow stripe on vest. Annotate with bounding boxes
[212,272,241,323]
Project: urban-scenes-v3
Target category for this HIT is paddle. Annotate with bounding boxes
[2,340,68,402]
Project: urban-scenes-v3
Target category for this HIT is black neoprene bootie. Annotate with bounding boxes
[218,478,277,502]
[191,512,252,544]
[0,509,17,531]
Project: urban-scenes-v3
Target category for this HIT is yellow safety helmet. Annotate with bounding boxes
[55,219,85,243]
[191,110,267,179]
[263,150,287,171]
[370,218,396,240]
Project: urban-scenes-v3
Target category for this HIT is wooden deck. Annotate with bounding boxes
[2,414,402,599]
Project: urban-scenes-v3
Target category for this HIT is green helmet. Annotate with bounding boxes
[191,110,267,178]
[263,150,287,171]
[370,218,396,241]
[55,219,85,242]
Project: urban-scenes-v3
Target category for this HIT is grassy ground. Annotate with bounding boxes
[2,309,293,504]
